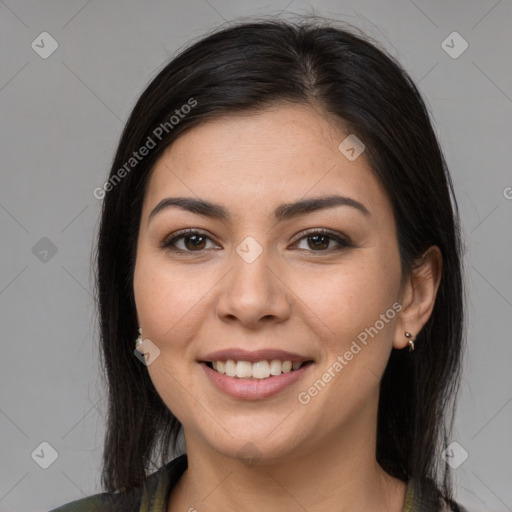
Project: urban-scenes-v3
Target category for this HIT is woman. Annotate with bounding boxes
[51,16,467,512]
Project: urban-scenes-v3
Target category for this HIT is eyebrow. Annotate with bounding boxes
[148,194,370,225]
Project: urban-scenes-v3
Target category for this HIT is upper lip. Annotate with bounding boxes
[200,349,313,363]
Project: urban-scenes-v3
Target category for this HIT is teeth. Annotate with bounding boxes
[225,360,236,377]
[235,361,253,378]
[282,361,292,373]
[252,360,270,379]
[210,359,306,379]
[269,359,282,375]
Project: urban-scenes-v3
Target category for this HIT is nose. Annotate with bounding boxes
[215,248,292,329]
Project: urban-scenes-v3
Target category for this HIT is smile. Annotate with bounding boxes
[206,359,311,379]
[201,359,314,400]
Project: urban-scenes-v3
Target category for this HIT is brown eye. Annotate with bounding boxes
[294,229,353,252]
[161,230,218,252]
[182,234,207,250]
[307,234,330,250]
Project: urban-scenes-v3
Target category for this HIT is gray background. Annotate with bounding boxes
[1,1,511,511]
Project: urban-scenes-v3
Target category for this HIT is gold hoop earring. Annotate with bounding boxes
[405,331,415,351]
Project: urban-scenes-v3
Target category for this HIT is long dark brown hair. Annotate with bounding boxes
[95,16,465,509]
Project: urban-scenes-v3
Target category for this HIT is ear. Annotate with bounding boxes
[393,246,443,349]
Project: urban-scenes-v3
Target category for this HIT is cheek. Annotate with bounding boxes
[295,258,401,422]
[296,252,401,356]
[133,252,206,423]
[134,251,202,340]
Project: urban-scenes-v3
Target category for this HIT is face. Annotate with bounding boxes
[133,104,406,464]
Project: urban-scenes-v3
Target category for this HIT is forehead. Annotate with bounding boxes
[142,105,390,220]
[158,104,344,176]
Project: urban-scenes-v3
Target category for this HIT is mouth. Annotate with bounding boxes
[202,359,314,379]
[199,357,315,400]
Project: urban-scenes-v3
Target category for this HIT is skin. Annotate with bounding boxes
[133,104,442,512]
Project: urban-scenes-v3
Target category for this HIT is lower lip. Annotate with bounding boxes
[201,362,313,400]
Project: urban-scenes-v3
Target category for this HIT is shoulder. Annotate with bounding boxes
[48,454,188,512]
[404,477,468,512]
[47,488,143,512]
[47,491,134,512]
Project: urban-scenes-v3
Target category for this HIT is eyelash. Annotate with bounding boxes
[160,228,354,254]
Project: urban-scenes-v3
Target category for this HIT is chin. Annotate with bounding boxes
[190,417,310,466]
